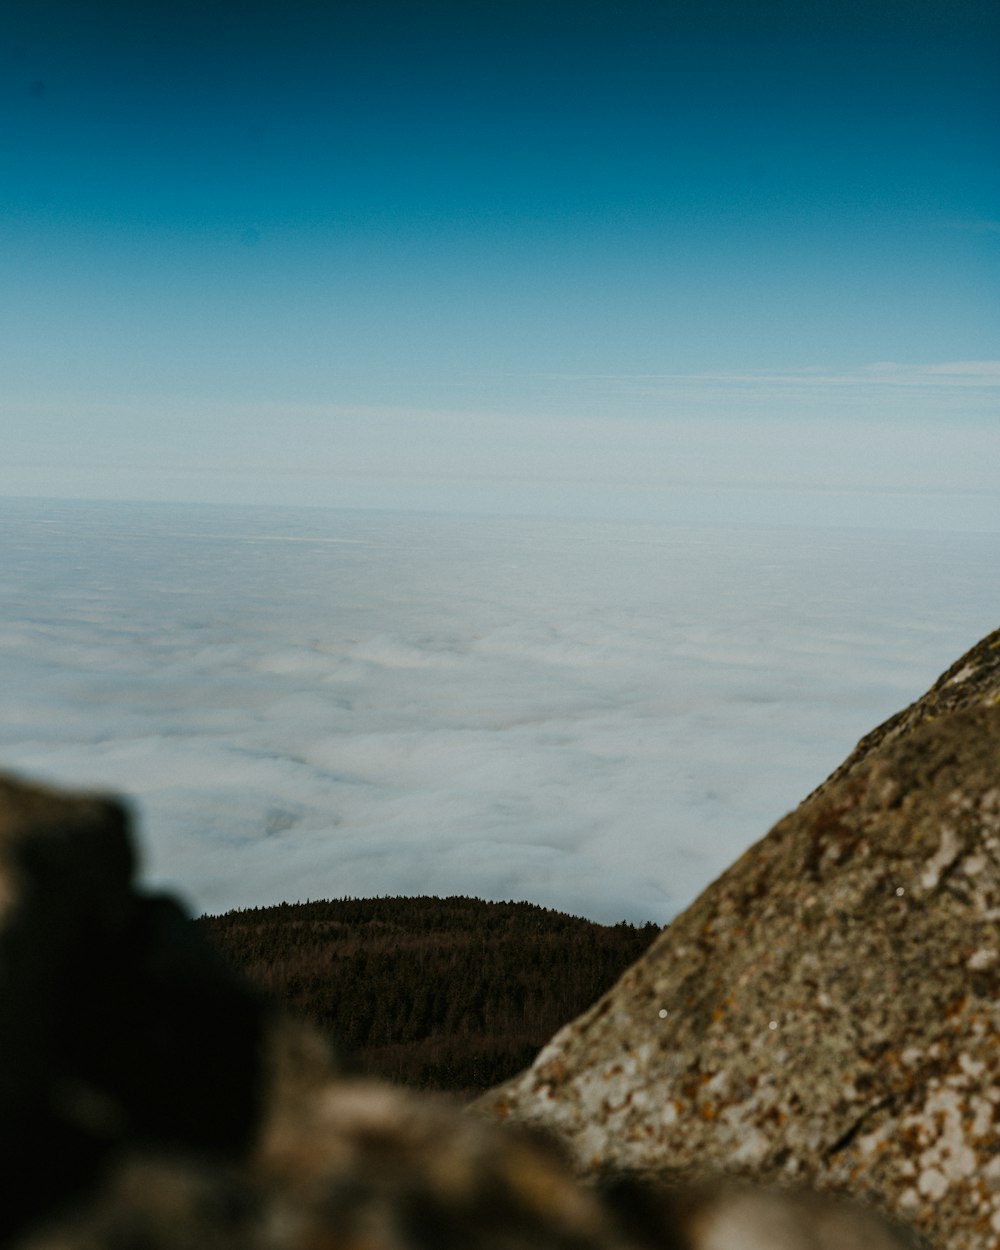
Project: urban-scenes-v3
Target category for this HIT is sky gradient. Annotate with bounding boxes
[2,0,997,519]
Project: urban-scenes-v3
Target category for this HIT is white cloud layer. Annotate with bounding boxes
[0,498,996,924]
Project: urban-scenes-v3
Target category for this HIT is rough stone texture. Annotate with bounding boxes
[0,770,915,1249]
[807,625,1000,800]
[476,629,1000,1250]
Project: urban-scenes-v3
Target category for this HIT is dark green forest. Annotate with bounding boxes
[195,896,660,1097]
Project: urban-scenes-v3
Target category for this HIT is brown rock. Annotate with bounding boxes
[21,1083,633,1250]
[0,773,273,1244]
[475,629,1000,1250]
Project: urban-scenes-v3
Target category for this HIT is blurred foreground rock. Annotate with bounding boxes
[0,777,267,1242]
[478,628,1000,1249]
[0,770,919,1249]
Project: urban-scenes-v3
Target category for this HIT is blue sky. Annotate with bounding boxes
[2,0,997,518]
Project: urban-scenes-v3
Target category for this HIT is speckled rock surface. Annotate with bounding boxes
[476,634,1000,1250]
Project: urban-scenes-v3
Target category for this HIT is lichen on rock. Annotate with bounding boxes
[477,626,1000,1250]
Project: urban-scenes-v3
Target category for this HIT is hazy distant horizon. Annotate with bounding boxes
[2,471,1000,537]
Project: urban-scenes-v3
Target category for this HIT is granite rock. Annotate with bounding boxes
[476,628,1000,1250]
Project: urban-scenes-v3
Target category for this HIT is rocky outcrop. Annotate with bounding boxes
[0,770,917,1249]
[477,629,1000,1250]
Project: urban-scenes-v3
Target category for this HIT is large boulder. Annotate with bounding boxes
[476,628,1000,1250]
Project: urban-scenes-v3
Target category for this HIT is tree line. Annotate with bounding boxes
[195,896,660,1097]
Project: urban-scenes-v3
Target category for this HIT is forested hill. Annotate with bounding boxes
[195,896,660,1097]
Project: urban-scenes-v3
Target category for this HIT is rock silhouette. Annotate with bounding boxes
[477,628,1000,1249]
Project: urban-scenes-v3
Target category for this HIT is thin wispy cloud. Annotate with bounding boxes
[829,361,1000,388]
[542,360,1000,391]
[2,357,998,526]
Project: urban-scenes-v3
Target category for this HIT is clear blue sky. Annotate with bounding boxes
[2,0,997,518]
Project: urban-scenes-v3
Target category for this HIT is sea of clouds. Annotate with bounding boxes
[1,496,997,924]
